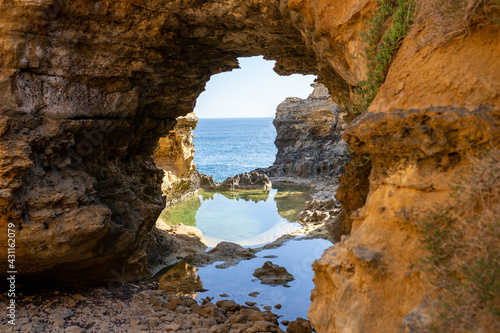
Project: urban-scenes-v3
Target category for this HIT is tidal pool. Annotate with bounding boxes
[153,238,333,326]
[159,183,313,247]
[155,182,331,325]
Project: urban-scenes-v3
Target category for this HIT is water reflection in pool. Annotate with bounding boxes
[158,183,313,247]
[197,238,333,324]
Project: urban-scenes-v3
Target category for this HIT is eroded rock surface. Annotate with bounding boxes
[0,284,284,332]
[184,241,256,269]
[257,83,348,180]
[200,171,272,192]
[0,0,320,282]
[308,9,500,333]
[153,112,200,204]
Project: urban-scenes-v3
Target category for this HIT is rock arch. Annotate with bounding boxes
[0,0,359,282]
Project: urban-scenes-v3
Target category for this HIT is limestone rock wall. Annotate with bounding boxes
[0,0,320,283]
[259,83,348,180]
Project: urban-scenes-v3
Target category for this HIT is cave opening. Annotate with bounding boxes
[150,56,340,326]
[152,55,320,243]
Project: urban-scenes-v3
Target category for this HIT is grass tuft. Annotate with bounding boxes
[418,148,500,332]
[417,0,500,46]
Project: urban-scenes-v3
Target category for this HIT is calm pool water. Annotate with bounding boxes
[153,238,333,326]
[155,182,332,325]
[159,183,313,247]
[196,238,333,324]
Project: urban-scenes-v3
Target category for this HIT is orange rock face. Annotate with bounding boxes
[306,5,499,333]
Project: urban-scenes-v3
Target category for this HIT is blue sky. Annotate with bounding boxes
[194,56,317,118]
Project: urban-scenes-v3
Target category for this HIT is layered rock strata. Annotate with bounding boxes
[258,83,348,180]
[152,112,200,204]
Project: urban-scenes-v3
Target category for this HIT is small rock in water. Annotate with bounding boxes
[219,293,230,298]
[282,320,290,326]
[274,304,282,309]
[248,291,260,298]
[245,301,257,306]
[253,261,295,286]
[263,305,272,311]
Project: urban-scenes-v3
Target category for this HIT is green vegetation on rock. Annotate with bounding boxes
[348,0,416,115]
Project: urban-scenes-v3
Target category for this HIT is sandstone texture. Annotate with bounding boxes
[153,112,200,204]
[0,0,320,283]
[0,0,499,332]
[257,83,348,180]
[305,5,500,333]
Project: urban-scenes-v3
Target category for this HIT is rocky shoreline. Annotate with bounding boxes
[0,282,313,333]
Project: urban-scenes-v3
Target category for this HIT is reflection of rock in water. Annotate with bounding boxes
[158,261,204,296]
[159,195,201,226]
[201,189,271,203]
[273,184,312,222]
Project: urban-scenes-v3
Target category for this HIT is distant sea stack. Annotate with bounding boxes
[258,83,348,180]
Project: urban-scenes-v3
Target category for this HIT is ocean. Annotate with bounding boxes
[193,117,277,182]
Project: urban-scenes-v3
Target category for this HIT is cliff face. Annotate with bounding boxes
[152,112,199,203]
[301,3,500,333]
[260,83,348,180]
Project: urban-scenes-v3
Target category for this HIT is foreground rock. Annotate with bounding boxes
[253,261,295,286]
[256,83,348,180]
[286,318,313,333]
[0,284,284,332]
[200,172,272,192]
[305,3,500,333]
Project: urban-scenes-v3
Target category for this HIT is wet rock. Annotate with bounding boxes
[286,318,313,333]
[248,291,260,298]
[153,112,199,203]
[216,300,240,312]
[253,261,295,286]
[155,222,208,267]
[0,0,319,283]
[230,308,279,325]
[209,324,231,333]
[195,303,227,324]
